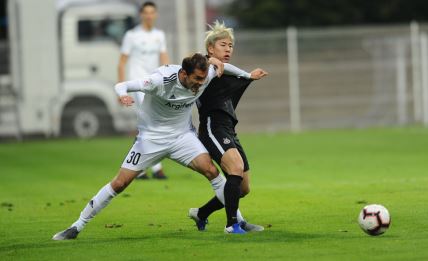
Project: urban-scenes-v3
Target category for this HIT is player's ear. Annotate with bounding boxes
[179,69,188,78]
[207,44,215,56]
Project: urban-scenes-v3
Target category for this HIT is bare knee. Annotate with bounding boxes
[204,163,219,180]
[221,149,244,177]
[110,169,137,193]
[110,179,128,194]
[189,153,220,180]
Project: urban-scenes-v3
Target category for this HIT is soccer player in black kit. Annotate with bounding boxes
[188,21,268,233]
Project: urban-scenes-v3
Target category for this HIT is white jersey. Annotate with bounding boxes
[115,64,251,140]
[120,25,167,118]
[120,25,167,79]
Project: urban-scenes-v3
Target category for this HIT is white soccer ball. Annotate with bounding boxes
[358,204,391,236]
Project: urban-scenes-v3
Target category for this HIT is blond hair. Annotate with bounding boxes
[205,21,234,53]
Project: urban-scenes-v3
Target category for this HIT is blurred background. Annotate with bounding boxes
[1,0,428,140]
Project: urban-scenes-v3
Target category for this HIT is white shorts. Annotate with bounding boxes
[121,131,208,171]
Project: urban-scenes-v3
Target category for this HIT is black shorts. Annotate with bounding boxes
[199,120,250,173]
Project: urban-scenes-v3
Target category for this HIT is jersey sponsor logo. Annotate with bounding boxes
[223,137,231,144]
[164,101,194,110]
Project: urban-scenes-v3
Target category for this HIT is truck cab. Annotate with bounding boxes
[58,1,138,137]
[0,0,138,138]
[0,0,205,138]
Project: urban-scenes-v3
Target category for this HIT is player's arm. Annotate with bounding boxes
[159,32,170,65]
[114,74,163,106]
[160,52,170,65]
[223,63,268,80]
[207,57,224,77]
[118,31,132,83]
[118,54,128,82]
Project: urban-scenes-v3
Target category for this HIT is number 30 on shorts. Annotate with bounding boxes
[126,151,141,165]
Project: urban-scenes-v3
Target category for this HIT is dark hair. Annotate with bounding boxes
[182,53,209,75]
[139,1,157,12]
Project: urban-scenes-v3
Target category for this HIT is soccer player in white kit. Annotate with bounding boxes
[52,53,267,240]
[118,1,169,179]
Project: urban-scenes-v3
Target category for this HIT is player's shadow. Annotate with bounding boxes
[170,230,327,243]
[0,230,396,253]
[135,228,390,243]
[112,229,336,243]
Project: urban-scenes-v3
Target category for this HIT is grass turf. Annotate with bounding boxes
[0,127,427,260]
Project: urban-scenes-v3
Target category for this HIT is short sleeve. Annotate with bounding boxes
[120,31,133,55]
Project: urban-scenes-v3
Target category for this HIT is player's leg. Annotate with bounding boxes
[191,126,247,232]
[135,162,167,180]
[190,127,227,226]
[150,162,167,179]
[235,169,262,232]
[135,169,149,179]
[188,152,224,192]
[52,137,164,240]
[240,170,250,197]
[168,132,229,230]
[52,167,140,240]
[72,168,138,229]
[220,148,247,233]
[201,122,245,232]
[227,138,263,231]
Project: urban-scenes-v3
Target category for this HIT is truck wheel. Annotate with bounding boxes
[61,104,113,138]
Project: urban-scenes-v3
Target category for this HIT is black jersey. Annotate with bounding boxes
[197,75,252,128]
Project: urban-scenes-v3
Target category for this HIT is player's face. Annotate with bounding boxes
[208,37,234,63]
[140,6,157,28]
[184,68,208,93]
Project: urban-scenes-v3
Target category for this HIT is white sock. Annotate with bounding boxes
[210,175,245,223]
[151,162,162,173]
[237,209,244,223]
[210,174,226,204]
[71,183,117,232]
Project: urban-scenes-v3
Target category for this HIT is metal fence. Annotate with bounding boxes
[230,23,428,132]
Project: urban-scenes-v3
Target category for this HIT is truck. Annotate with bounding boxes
[0,0,143,139]
[0,0,205,139]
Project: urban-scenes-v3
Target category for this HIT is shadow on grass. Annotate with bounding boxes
[154,229,365,243]
[0,229,364,254]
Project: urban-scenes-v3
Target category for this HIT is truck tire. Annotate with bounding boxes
[61,101,113,138]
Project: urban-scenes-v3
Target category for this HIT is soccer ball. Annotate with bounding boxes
[358,204,391,236]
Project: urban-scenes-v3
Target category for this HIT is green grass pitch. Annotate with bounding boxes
[1,127,427,260]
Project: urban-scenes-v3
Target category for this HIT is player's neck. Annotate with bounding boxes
[141,23,154,31]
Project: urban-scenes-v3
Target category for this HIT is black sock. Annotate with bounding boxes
[197,196,224,220]
[224,175,242,227]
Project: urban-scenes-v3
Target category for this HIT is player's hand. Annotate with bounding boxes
[208,57,224,77]
[118,95,134,106]
[250,68,268,80]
